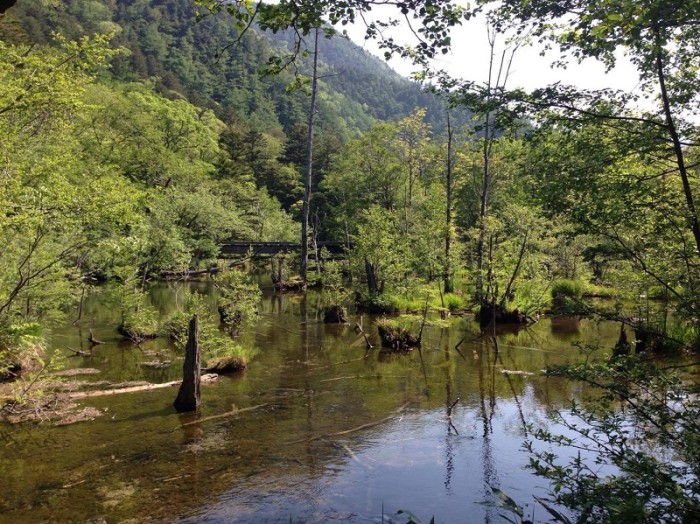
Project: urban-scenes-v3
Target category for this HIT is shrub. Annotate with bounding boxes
[551,279,585,300]
[443,293,465,312]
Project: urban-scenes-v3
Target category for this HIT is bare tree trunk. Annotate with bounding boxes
[301,28,320,284]
[365,257,378,296]
[445,110,455,294]
[475,28,518,305]
[174,316,201,413]
[653,26,700,257]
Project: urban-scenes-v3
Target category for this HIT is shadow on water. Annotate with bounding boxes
[0,282,622,522]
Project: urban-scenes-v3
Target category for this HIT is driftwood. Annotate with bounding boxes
[274,278,306,292]
[289,401,411,445]
[174,316,201,413]
[117,325,158,343]
[354,317,373,349]
[88,329,105,345]
[66,347,92,358]
[67,380,181,399]
[179,403,268,428]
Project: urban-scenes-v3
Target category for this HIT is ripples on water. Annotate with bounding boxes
[0,282,622,522]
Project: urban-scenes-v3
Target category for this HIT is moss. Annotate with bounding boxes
[205,356,248,374]
[377,318,419,351]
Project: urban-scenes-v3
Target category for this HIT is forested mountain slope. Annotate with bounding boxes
[5,0,458,137]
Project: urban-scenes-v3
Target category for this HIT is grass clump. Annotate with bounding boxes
[551,279,585,300]
[377,318,420,351]
[443,293,465,312]
[165,291,257,370]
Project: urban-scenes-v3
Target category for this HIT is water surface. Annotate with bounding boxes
[0,284,621,523]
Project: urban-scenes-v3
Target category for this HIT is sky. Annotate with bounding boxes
[342,8,642,95]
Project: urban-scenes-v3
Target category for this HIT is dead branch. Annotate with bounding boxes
[88,329,104,345]
[289,401,411,444]
[178,403,268,427]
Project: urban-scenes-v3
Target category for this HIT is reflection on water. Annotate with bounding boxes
[0,282,621,523]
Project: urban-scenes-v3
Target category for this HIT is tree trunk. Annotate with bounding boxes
[653,26,700,257]
[301,28,320,283]
[365,257,378,295]
[173,315,201,413]
[445,110,454,293]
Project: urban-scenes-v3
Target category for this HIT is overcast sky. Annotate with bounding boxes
[343,9,642,94]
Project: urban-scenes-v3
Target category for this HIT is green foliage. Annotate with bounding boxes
[551,280,585,301]
[479,485,536,524]
[527,356,700,522]
[442,293,465,312]
[107,281,160,341]
[319,257,349,307]
[0,320,45,379]
[215,270,261,335]
[164,290,256,364]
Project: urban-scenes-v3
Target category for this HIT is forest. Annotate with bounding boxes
[2,0,700,522]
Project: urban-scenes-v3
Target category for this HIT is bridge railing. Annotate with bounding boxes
[219,241,350,258]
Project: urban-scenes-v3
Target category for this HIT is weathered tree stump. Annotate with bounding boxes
[477,302,536,327]
[323,305,348,324]
[174,316,201,413]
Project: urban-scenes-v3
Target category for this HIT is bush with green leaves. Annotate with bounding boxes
[164,290,256,368]
[0,320,45,380]
[215,269,261,336]
[107,281,160,342]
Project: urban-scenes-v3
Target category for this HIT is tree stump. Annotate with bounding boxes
[174,316,201,413]
[323,305,348,324]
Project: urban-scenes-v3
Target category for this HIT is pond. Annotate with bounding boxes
[0,281,622,523]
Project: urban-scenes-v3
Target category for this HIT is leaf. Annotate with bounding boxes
[534,496,572,524]
[490,485,524,518]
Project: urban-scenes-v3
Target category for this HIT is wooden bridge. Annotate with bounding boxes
[219,241,348,259]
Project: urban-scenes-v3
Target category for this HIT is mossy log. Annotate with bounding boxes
[377,321,419,351]
[205,356,247,374]
[274,278,306,292]
[117,324,159,343]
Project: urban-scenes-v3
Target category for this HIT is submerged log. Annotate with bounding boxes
[174,316,201,413]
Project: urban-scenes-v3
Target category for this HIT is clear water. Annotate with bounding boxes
[0,282,621,523]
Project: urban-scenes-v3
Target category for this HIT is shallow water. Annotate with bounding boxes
[0,283,621,523]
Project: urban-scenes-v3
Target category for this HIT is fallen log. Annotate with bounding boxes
[66,380,181,399]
